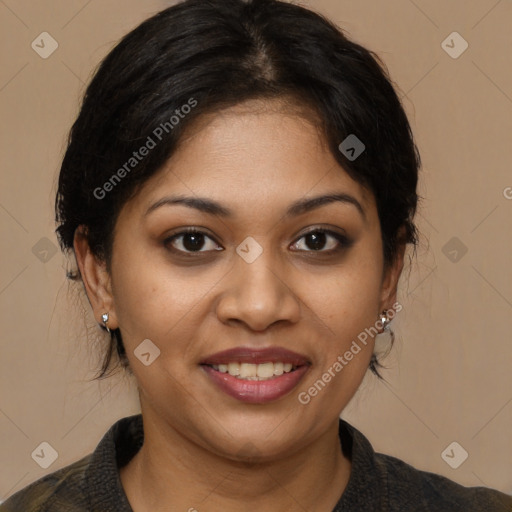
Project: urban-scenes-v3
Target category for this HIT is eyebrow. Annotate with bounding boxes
[145,192,366,221]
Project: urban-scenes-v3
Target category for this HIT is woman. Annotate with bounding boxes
[3,0,511,510]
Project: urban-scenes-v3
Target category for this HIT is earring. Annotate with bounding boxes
[374,309,394,352]
[379,309,391,331]
[101,312,111,334]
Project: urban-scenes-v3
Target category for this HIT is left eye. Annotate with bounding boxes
[291,229,348,253]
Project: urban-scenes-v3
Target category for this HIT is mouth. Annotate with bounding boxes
[200,347,311,403]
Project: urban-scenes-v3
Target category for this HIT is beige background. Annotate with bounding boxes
[1,0,511,502]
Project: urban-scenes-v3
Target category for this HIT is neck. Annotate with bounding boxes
[120,410,351,512]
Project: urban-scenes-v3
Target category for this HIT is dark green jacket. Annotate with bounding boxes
[2,414,511,511]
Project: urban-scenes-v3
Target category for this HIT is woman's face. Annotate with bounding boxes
[85,100,403,460]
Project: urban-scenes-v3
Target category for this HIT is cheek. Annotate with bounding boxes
[308,249,383,330]
[297,257,382,411]
[109,243,172,341]
[300,241,384,392]
[110,243,218,354]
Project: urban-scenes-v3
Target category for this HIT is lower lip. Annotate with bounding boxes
[201,365,310,404]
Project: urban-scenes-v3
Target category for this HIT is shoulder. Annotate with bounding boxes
[0,454,92,512]
[1,414,142,512]
[375,451,512,511]
[338,419,512,511]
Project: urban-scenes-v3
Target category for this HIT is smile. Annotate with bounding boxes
[200,346,311,403]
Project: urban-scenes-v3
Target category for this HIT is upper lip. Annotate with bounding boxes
[200,347,311,366]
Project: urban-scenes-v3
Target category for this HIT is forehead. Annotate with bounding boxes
[124,99,374,219]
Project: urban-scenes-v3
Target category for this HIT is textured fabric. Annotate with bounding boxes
[2,414,511,511]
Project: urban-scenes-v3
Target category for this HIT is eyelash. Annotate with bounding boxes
[163,227,353,257]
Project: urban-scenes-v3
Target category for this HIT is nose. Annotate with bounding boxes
[215,248,301,332]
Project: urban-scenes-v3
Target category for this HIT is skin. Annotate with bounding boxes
[74,99,405,512]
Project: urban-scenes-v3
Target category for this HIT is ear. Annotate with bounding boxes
[378,239,406,313]
[73,226,118,329]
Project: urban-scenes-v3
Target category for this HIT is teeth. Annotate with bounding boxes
[240,363,257,378]
[257,362,274,378]
[274,362,284,375]
[210,362,297,380]
[227,362,240,376]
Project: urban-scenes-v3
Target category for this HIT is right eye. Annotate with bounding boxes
[163,228,223,255]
